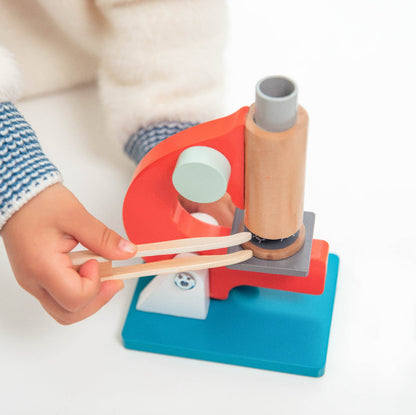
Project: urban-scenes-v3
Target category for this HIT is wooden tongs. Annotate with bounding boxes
[69,232,253,281]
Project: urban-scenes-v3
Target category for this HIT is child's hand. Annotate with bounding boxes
[1,183,137,325]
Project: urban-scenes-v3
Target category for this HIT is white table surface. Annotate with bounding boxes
[1,1,415,414]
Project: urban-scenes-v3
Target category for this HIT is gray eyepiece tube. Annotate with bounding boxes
[254,76,298,132]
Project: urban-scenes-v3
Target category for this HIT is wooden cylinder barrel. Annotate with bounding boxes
[243,103,308,259]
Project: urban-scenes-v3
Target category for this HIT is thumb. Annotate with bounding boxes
[69,209,137,260]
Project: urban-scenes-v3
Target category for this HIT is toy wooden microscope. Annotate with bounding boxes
[121,76,339,377]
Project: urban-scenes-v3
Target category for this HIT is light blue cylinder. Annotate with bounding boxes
[172,146,231,203]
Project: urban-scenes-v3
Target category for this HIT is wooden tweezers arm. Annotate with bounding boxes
[69,232,252,281]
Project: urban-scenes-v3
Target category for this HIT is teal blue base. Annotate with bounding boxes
[122,254,339,377]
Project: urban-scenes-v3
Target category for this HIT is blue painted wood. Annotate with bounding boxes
[122,254,339,377]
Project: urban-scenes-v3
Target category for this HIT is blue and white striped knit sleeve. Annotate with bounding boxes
[0,102,62,230]
[124,121,197,164]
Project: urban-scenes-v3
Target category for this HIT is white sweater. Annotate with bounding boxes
[0,0,227,143]
[0,0,227,229]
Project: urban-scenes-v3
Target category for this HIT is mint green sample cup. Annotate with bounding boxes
[172,146,231,203]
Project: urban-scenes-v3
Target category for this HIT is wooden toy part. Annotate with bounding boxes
[241,223,306,260]
[136,253,211,320]
[122,107,328,296]
[123,107,248,262]
[172,146,231,203]
[102,250,252,281]
[69,232,253,281]
[70,232,252,266]
[210,239,330,300]
[244,104,308,240]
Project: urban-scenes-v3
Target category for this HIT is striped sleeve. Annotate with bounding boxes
[0,102,62,230]
[124,120,197,164]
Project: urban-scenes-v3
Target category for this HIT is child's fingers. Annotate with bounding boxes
[63,209,136,261]
[37,280,124,325]
[40,259,103,313]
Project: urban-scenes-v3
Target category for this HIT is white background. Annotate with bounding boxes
[1,0,416,413]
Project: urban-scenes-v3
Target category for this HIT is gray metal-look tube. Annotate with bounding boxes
[254,76,298,132]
